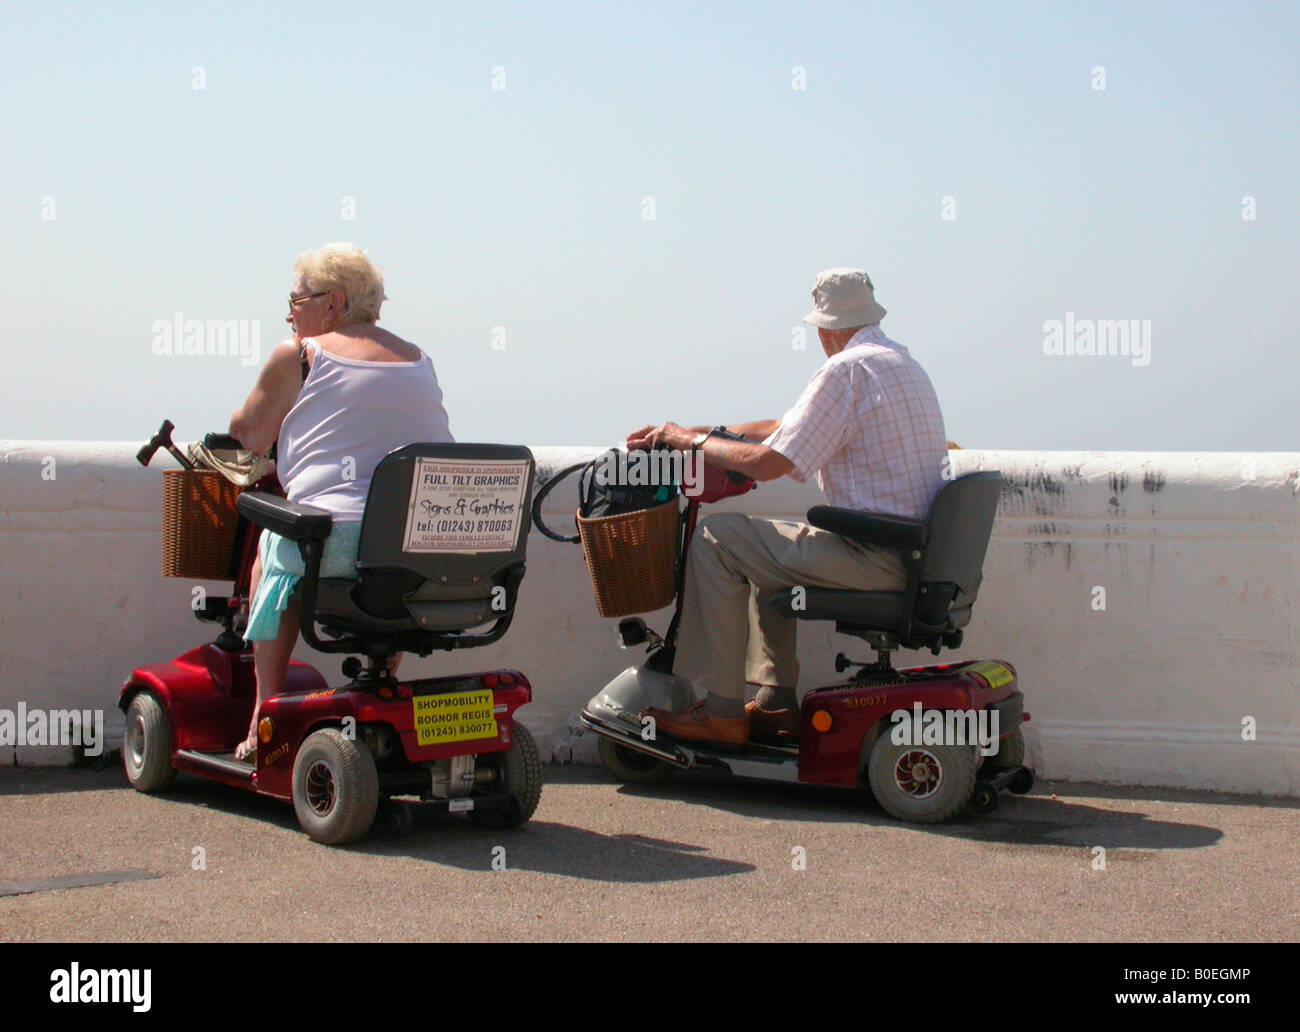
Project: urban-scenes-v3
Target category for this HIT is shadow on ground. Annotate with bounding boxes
[1,762,1264,874]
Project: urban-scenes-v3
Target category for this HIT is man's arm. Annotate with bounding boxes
[697,434,793,481]
[723,419,781,441]
[640,422,793,482]
[627,418,779,450]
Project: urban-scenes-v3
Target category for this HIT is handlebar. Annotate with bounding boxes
[138,422,276,468]
[137,419,195,469]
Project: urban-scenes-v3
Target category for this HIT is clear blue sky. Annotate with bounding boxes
[2,0,1295,450]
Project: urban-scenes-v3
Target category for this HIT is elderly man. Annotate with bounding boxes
[630,268,949,746]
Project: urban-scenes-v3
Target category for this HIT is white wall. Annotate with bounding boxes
[2,441,1297,796]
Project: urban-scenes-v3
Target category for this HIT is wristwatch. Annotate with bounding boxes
[690,430,712,452]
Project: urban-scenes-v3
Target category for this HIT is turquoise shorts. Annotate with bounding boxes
[244,520,364,642]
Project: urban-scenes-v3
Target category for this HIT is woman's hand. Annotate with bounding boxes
[229,341,303,455]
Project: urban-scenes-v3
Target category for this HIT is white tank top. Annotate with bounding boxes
[278,337,454,519]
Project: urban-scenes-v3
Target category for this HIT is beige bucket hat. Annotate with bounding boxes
[803,267,887,328]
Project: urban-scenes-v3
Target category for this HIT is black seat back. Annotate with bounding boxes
[907,471,1003,641]
[307,443,534,655]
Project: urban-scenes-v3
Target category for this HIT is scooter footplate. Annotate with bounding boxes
[581,710,802,782]
[581,711,691,766]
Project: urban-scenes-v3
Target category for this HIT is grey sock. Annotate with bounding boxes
[705,692,746,719]
[754,685,798,711]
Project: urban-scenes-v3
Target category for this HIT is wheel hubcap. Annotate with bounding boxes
[894,749,943,798]
[128,714,145,767]
[305,761,337,816]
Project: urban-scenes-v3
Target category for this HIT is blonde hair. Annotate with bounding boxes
[293,243,387,325]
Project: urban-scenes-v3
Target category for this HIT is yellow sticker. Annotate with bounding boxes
[964,661,1014,690]
[412,689,499,746]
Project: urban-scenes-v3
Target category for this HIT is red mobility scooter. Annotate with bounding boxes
[121,423,542,844]
[575,442,1033,823]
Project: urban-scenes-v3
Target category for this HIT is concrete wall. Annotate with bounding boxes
[1,441,1297,796]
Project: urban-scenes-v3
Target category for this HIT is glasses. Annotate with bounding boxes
[288,291,328,310]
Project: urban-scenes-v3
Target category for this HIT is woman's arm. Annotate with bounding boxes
[229,341,302,454]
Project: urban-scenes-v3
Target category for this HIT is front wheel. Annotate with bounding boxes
[291,728,379,845]
[599,736,674,784]
[470,722,543,829]
[866,732,978,824]
[123,691,176,792]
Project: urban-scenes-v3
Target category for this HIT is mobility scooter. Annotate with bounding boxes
[572,442,1033,824]
[121,422,542,844]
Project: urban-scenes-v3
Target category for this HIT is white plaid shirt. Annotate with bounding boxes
[765,325,948,520]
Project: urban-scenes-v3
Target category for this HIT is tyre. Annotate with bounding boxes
[598,735,675,785]
[1009,767,1036,795]
[122,691,176,793]
[386,800,414,836]
[981,727,1025,774]
[470,722,542,829]
[291,728,379,845]
[968,782,1000,815]
[866,730,978,824]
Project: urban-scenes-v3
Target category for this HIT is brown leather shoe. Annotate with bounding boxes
[641,702,749,747]
[745,699,800,737]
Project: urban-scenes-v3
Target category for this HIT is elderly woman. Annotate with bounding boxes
[229,243,453,760]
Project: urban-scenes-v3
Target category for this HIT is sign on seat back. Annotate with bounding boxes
[353,443,534,630]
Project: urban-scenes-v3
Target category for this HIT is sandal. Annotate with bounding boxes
[234,735,257,762]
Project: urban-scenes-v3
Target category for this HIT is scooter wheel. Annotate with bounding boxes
[599,736,674,785]
[292,728,379,845]
[1009,768,1035,795]
[123,691,176,793]
[980,727,1025,776]
[470,722,543,829]
[386,801,415,836]
[866,733,978,824]
[968,782,1000,815]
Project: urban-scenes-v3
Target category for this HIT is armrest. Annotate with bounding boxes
[807,505,927,553]
[237,491,333,541]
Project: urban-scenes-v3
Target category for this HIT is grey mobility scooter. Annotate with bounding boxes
[580,468,1034,823]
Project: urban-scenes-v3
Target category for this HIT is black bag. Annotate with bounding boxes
[532,447,679,542]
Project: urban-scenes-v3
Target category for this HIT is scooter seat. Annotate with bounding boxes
[313,577,500,636]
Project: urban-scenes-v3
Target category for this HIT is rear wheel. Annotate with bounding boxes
[123,692,176,792]
[470,722,542,829]
[981,727,1025,774]
[867,732,978,824]
[291,728,379,845]
[598,736,674,784]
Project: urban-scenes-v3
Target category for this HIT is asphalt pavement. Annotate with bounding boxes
[2,763,1297,942]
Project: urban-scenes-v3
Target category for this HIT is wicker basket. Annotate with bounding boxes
[161,469,244,579]
[576,498,680,618]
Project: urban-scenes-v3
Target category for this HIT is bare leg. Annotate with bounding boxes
[237,551,300,758]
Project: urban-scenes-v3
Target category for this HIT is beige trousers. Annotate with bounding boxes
[672,513,908,702]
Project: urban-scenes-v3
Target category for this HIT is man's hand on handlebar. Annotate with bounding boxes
[628,422,695,452]
[624,421,792,482]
